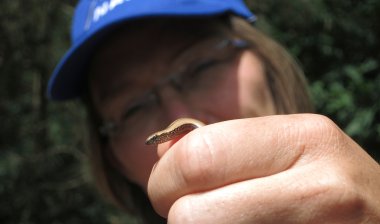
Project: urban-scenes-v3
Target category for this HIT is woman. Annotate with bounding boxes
[48,0,380,223]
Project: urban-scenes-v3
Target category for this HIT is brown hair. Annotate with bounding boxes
[230,16,314,113]
[83,15,314,224]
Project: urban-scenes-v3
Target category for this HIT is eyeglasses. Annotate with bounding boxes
[99,37,249,144]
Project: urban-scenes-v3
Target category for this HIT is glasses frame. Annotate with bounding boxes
[98,37,249,138]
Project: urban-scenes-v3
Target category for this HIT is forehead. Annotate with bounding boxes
[92,17,230,64]
[89,17,230,103]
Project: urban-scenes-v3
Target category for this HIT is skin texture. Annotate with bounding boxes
[90,22,380,223]
[150,115,380,223]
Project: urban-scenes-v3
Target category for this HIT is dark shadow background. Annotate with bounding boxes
[0,0,379,223]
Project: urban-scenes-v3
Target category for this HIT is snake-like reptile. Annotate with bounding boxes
[145,118,205,145]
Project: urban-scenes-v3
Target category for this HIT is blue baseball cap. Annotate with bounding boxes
[47,0,256,100]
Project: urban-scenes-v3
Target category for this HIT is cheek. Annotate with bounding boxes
[111,139,159,190]
[237,52,276,117]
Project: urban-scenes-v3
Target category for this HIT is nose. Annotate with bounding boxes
[153,85,195,158]
[156,84,194,122]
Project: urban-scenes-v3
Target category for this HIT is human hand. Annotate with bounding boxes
[148,114,380,223]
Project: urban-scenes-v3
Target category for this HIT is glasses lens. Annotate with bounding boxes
[176,38,247,94]
[100,37,248,144]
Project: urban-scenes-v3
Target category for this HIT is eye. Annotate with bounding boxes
[185,59,222,79]
[179,58,225,88]
[122,102,143,120]
[121,92,158,121]
[192,59,221,74]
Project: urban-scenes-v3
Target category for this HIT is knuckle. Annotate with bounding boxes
[305,168,367,221]
[303,114,341,137]
[295,114,346,152]
[327,178,367,220]
[336,188,367,219]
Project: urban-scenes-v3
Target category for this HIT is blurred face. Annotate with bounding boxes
[89,20,275,190]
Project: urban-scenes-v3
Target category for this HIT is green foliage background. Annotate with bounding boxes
[0,0,379,223]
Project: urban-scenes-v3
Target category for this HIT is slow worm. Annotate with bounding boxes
[145,118,205,145]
